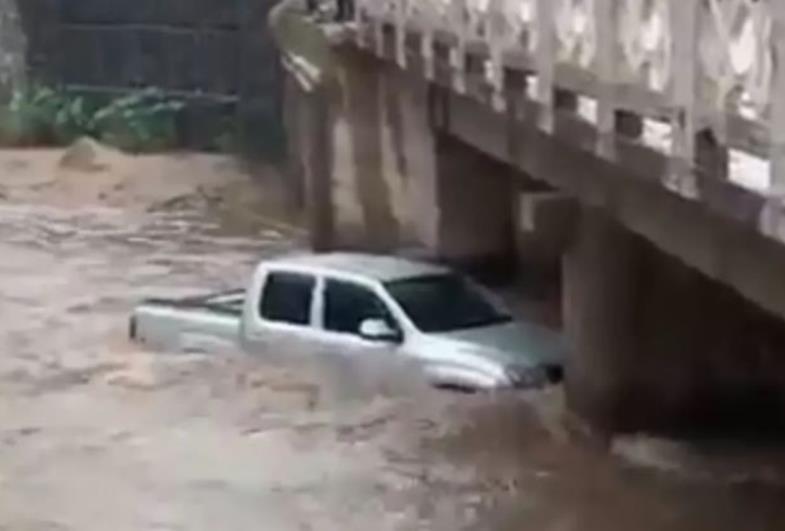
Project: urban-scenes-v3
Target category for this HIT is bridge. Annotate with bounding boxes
[272,0,785,435]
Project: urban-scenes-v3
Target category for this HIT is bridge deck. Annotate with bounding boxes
[351,0,785,245]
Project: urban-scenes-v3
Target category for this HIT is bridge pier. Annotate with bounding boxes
[563,206,640,430]
[565,206,785,434]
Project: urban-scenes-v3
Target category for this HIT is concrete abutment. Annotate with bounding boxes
[565,206,785,435]
[274,10,785,436]
[287,44,517,267]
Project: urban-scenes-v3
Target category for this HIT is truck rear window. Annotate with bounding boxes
[259,272,315,325]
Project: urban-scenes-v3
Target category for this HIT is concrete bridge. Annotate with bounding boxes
[272,0,785,435]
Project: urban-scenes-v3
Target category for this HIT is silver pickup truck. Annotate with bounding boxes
[130,253,566,390]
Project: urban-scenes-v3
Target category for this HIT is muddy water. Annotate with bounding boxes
[1,203,785,531]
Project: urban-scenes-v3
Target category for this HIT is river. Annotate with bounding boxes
[1,195,785,530]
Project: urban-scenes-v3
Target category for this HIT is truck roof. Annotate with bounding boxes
[267,252,451,283]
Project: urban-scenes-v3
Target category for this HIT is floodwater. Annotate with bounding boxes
[2,201,785,530]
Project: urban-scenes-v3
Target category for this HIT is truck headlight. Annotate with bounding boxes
[505,365,547,388]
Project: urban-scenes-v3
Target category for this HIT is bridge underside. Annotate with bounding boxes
[281,38,785,435]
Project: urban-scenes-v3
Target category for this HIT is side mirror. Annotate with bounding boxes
[359,318,401,343]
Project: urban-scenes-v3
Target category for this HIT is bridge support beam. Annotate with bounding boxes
[563,206,640,431]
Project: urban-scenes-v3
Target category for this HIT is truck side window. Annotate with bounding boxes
[324,280,397,335]
[260,272,315,325]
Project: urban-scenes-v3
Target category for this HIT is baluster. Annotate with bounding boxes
[703,0,733,146]
[595,0,616,159]
[771,1,785,195]
[374,1,385,57]
[487,0,507,112]
[421,3,435,80]
[760,0,785,239]
[535,0,556,133]
[355,0,365,47]
[668,0,700,199]
[395,0,407,68]
[451,0,468,93]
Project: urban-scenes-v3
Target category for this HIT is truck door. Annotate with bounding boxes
[242,270,323,362]
[314,278,406,394]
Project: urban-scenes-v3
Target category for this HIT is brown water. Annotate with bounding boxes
[2,201,785,530]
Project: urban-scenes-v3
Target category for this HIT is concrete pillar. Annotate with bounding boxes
[282,74,306,211]
[296,82,334,251]
[330,48,399,251]
[695,128,729,181]
[385,69,438,249]
[394,73,439,251]
[563,206,641,431]
[562,110,649,432]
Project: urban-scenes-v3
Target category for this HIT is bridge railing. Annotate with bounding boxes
[351,0,785,203]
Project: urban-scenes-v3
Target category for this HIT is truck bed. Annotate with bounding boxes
[142,289,246,316]
[131,289,245,353]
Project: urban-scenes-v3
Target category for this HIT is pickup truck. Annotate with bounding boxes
[130,252,566,390]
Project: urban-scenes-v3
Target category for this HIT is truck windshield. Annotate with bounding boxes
[385,274,512,333]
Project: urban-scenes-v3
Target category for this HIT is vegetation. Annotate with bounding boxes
[0,85,186,152]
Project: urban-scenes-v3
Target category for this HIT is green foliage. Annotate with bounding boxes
[91,88,185,152]
[53,95,101,144]
[0,85,185,152]
[0,85,64,145]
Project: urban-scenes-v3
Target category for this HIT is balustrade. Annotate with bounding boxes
[351,0,785,194]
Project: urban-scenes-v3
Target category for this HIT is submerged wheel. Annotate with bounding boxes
[432,382,478,394]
